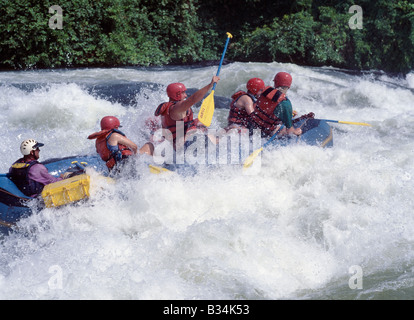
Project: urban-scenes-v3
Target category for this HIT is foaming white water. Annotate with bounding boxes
[407,72,414,89]
[1,63,413,299]
[0,83,128,171]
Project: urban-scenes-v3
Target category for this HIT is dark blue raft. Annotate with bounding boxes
[0,155,107,234]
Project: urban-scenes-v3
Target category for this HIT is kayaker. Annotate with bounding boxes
[154,76,220,149]
[88,116,138,172]
[249,72,303,137]
[226,77,266,132]
[8,139,70,197]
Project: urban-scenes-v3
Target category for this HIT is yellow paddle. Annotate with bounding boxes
[243,118,371,169]
[243,148,265,170]
[148,165,173,174]
[198,32,233,127]
[243,125,284,170]
[321,119,372,126]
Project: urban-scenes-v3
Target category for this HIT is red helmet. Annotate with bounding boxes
[167,83,187,101]
[274,72,292,88]
[100,116,121,130]
[246,78,265,95]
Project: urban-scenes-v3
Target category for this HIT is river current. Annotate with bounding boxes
[0,62,413,300]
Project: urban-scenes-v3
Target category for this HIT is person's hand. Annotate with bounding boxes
[211,75,220,85]
[285,126,302,136]
[294,128,302,136]
[61,172,72,179]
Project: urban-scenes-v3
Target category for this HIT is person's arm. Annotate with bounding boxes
[29,164,62,185]
[275,99,302,136]
[139,142,154,156]
[170,76,220,120]
[107,133,138,154]
[237,95,255,115]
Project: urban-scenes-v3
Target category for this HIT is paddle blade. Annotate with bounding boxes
[321,119,372,127]
[149,165,172,174]
[337,120,372,126]
[243,147,264,169]
[198,90,215,127]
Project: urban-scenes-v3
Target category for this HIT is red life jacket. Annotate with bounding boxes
[250,86,286,136]
[87,129,133,170]
[227,91,255,128]
[154,101,200,144]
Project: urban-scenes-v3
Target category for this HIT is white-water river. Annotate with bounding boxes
[0,62,413,299]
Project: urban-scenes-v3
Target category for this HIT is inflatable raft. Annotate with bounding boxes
[0,155,108,234]
[273,118,333,148]
[148,118,333,175]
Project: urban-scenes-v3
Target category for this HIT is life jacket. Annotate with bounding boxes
[88,129,133,170]
[154,101,200,145]
[249,86,286,137]
[8,159,44,196]
[227,91,256,128]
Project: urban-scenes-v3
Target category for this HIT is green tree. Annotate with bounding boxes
[0,0,413,73]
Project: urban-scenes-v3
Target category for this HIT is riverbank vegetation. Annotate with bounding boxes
[1,0,413,74]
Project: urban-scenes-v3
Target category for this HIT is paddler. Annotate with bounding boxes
[249,72,313,138]
[88,116,138,172]
[154,76,220,150]
[8,139,71,197]
[226,77,266,132]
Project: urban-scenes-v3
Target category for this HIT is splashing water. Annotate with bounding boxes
[1,62,413,300]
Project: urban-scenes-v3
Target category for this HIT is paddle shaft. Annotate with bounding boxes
[262,133,278,149]
[197,33,232,127]
[212,33,232,91]
[243,125,284,169]
[263,125,285,148]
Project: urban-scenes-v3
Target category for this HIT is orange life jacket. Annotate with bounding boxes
[87,129,133,170]
[249,86,286,136]
[154,101,200,145]
[227,91,255,128]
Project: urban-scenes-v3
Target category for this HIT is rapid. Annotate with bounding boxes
[0,62,413,299]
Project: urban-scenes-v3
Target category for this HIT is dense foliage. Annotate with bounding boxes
[0,0,413,74]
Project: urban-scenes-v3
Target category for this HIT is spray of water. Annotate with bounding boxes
[1,62,413,299]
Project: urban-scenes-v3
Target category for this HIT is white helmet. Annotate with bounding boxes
[20,139,44,156]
